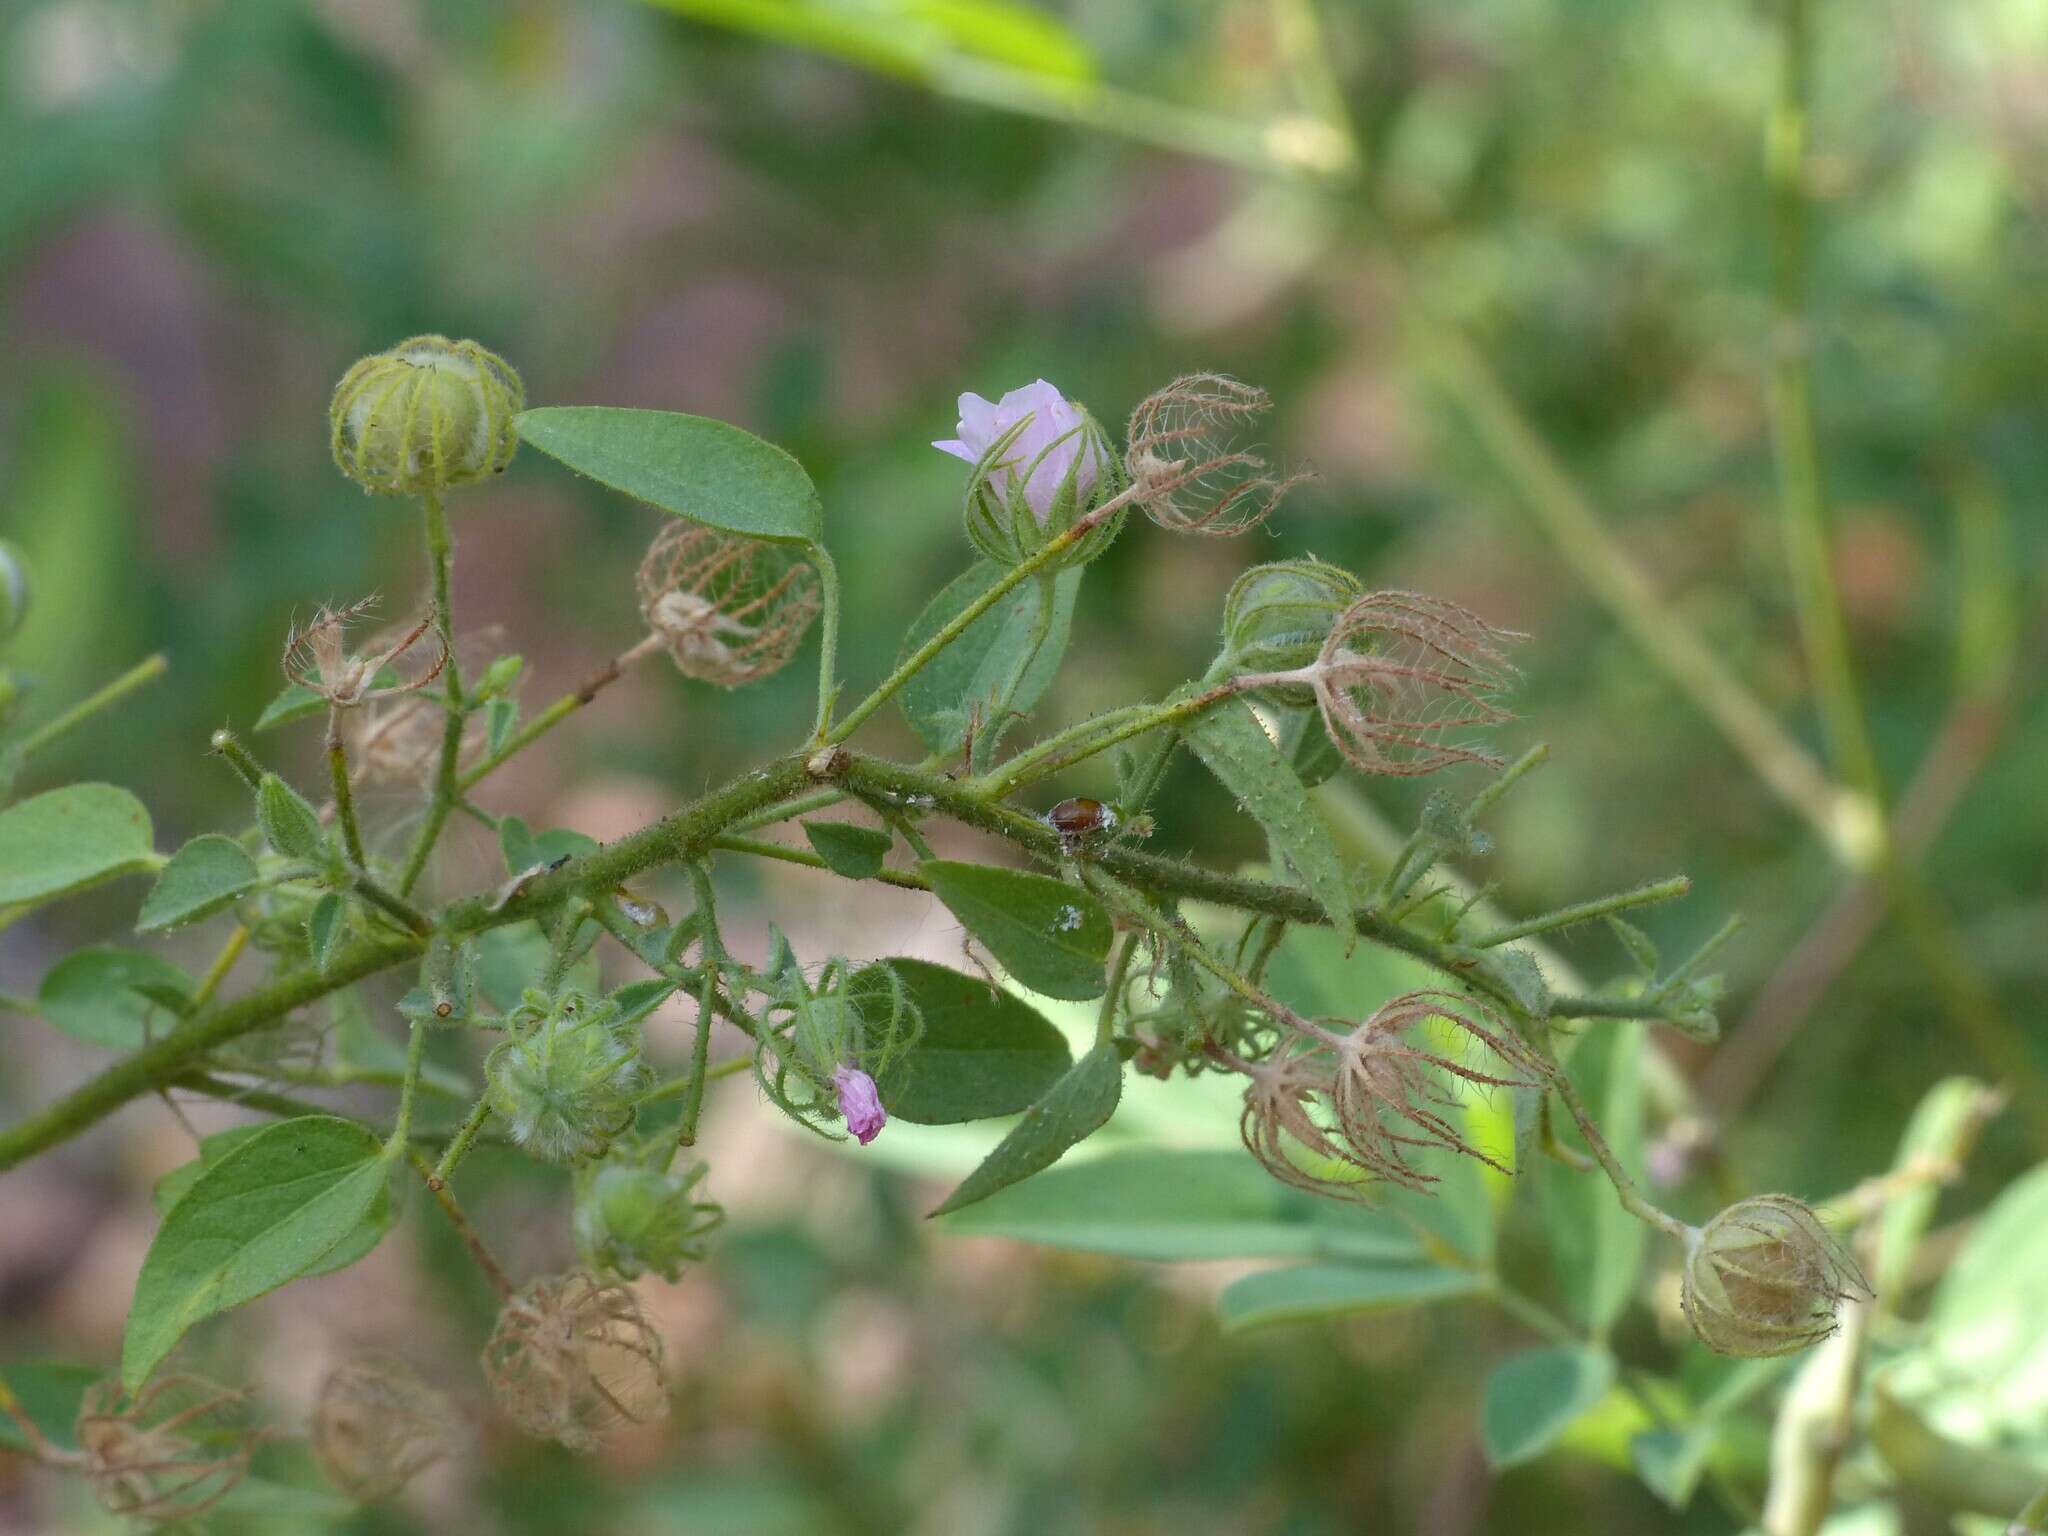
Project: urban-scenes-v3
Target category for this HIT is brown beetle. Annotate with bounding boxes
[1046,797,1118,848]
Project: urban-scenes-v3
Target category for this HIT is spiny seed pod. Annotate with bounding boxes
[312,1357,460,1503]
[935,380,1122,569]
[75,1376,262,1525]
[1681,1195,1870,1357]
[330,335,522,497]
[482,1272,669,1450]
[573,1158,725,1281]
[283,597,446,709]
[485,992,648,1164]
[1124,374,1309,536]
[636,523,821,687]
[1223,559,1367,680]
[0,538,28,642]
[1327,993,1538,1194]
[1310,591,1519,775]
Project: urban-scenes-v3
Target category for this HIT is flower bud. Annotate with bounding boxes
[313,1356,459,1503]
[255,772,332,866]
[636,522,821,687]
[573,1157,724,1281]
[1125,374,1308,536]
[832,1065,886,1145]
[753,959,920,1140]
[1222,559,1366,678]
[0,538,28,642]
[483,1272,669,1450]
[330,335,522,496]
[935,380,1121,568]
[1681,1195,1870,1357]
[485,991,648,1164]
[75,1376,260,1525]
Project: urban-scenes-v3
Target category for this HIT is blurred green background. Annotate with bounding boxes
[2,0,2045,1531]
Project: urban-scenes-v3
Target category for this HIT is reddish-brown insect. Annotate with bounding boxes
[1046,797,1118,847]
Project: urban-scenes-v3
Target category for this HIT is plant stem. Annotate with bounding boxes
[676,864,726,1148]
[325,713,367,867]
[385,1002,432,1155]
[976,681,1243,800]
[1470,876,1691,950]
[1098,934,1138,1047]
[709,833,932,891]
[809,543,843,742]
[1547,1064,1691,1241]
[13,653,168,760]
[407,1150,513,1297]
[431,1098,494,1186]
[187,926,250,1011]
[398,490,463,896]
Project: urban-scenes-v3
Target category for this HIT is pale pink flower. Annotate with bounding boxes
[832,1065,887,1145]
[934,380,1105,524]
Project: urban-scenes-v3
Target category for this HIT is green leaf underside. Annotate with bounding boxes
[921,859,1111,1001]
[0,1362,100,1454]
[930,1043,1122,1215]
[1543,1022,1648,1336]
[1217,1262,1486,1332]
[1186,699,1356,941]
[0,782,155,906]
[802,820,893,880]
[137,833,259,932]
[123,1116,391,1391]
[307,891,347,971]
[38,946,193,1049]
[859,957,1071,1123]
[940,1147,1427,1264]
[897,560,1082,757]
[1481,1345,1617,1469]
[515,406,823,545]
[634,0,1095,86]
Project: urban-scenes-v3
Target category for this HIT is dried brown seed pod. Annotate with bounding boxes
[1124,374,1309,536]
[75,1376,261,1526]
[283,597,446,709]
[636,523,821,687]
[312,1356,460,1503]
[1236,1036,1377,1201]
[1310,591,1519,775]
[1681,1195,1871,1357]
[1327,992,1538,1193]
[482,1272,669,1449]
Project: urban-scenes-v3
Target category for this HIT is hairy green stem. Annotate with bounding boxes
[809,543,843,742]
[1470,876,1690,950]
[325,715,367,867]
[710,833,932,891]
[398,490,464,895]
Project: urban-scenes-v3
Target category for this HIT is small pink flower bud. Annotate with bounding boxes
[832,1064,886,1145]
[935,380,1105,526]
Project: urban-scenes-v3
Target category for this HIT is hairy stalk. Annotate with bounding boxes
[325,712,367,867]
[976,680,1245,800]
[398,490,463,896]
[1470,877,1691,950]
[1546,1062,1690,1241]
[809,543,843,742]
[13,653,168,761]
[187,926,250,1012]
[457,633,665,792]
[677,864,726,1148]
[408,1151,513,1297]
[709,833,932,891]
[1097,934,1139,1048]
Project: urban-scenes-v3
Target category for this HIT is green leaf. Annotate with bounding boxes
[0,1362,100,1454]
[486,695,519,755]
[306,892,348,972]
[940,1147,1426,1264]
[1873,1077,1993,1303]
[802,820,893,880]
[137,833,259,933]
[123,1116,392,1392]
[38,946,192,1048]
[613,978,679,1027]
[1543,1022,1648,1335]
[1481,1346,1618,1468]
[499,815,600,874]
[930,1043,1121,1215]
[1217,1261,1486,1332]
[854,957,1071,1123]
[152,1124,272,1214]
[255,773,327,863]
[636,0,1095,85]
[516,406,823,545]
[253,682,327,732]
[0,782,154,906]
[1187,698,1356,940]
[921,859,1110,1001]
[475,919,600,1009]
[897,560,1081,757]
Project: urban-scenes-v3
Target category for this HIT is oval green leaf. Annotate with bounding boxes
[138,834,259,932]
[1481,1345,1617,1469]
[122,1116,393,1391]
[921,859,1111,1001]
[0,782,155,906]
[1217,1261,1487,1333]
[897,560,1082,758]
[929,1043,1122,1216]
[940,1147,1425,1264]
[802,820,893,881]
[1542,1022,1648,1336]
[516,406,823,545]
[853,957,1071,1124]
[38,946,193,1048]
